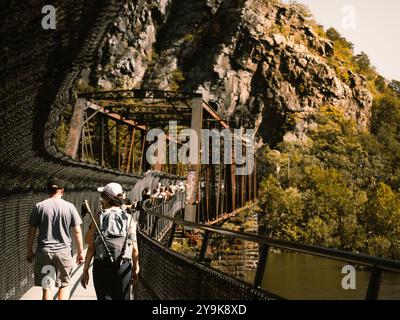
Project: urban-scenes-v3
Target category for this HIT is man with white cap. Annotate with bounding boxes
[81,182,139,300]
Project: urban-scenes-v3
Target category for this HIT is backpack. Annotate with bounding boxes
[94,207,134,262]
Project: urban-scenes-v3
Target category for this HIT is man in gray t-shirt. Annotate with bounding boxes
[26,178,84,300]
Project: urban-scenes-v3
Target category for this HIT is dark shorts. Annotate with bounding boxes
[93,259,132,300]
[34,251,73,288]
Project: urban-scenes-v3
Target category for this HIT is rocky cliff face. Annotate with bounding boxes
[79,0,372,145]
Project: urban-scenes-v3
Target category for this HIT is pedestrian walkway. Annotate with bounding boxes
[69,263,96,300]
[20,250,97,300]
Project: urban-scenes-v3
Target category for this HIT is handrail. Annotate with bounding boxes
[138,227,284,300]
[143,198,400,273]
[142,198,400,300]
[142,193,186,241]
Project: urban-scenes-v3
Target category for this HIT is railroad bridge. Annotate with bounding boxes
[1,0,400,300]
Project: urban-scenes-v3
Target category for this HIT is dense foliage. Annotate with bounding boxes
[259,59,400,259]
[259,2,400,258]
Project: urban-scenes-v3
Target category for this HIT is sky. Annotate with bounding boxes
[281,0,400,81]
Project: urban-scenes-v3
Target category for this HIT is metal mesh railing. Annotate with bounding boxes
[138,198,400,300]
[137,198,278,300]
[135,233,273,300]
[0,190,102,300]
[141,192,185,241]
[0,0,130,300]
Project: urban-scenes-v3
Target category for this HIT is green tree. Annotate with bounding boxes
[363,183,400,258]
[259,176,305,242]
[375,75,387,93]
[371,94,400,168]
[302,167,366,249]
[326,27,354,51]
[353,52,376,80]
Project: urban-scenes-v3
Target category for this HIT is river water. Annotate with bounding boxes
[249,252,400,300]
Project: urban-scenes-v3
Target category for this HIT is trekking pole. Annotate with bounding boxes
[84,200,114,263]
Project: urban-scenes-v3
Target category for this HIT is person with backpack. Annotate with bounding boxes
[80,182,139,300]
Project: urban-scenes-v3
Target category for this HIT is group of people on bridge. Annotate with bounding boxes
[26,177,151,300]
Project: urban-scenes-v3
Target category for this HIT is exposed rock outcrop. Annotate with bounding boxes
[80,0,372,145]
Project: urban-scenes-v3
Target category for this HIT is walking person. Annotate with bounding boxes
[26,178,85,300]
[138,187,151,229]
[80,182,139,300]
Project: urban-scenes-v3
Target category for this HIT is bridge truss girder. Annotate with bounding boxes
[65,89,258,224]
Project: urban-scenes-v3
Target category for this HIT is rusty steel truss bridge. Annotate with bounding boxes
[1,0,400,301]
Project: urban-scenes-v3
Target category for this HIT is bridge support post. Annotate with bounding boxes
[184,96,203,223]
[65,98,86,159]
[254,244,269,288]
[365,266,383,300]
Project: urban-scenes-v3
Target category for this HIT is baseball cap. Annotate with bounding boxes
[97,182,123,198]
[47,177,65,191]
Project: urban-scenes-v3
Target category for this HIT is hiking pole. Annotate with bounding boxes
[84,200,114,263]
